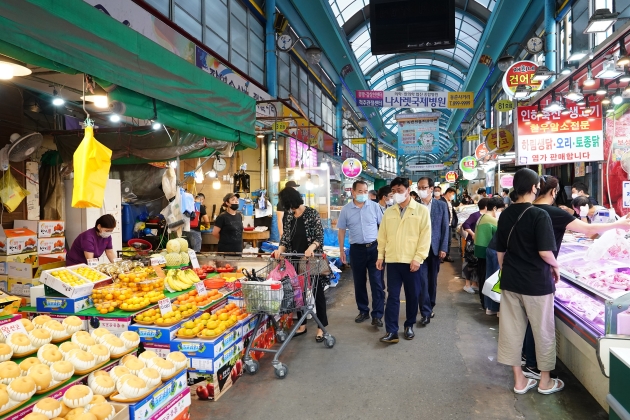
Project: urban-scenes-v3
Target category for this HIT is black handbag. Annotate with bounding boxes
[464,237,478,264]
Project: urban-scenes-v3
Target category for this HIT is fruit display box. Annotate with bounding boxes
[27,312,90,331]
[14,220,65,238]
[37,237,66,255]
[125,367,188,420]
[39,264,112,298]
[148,387,191,420]
[8,260,65,279]
[0,252,38,274]
[188,339,244,401]
[129,319,188,344]
[170,322,243,358]
[36,293,93,313]
[0,228,37,255]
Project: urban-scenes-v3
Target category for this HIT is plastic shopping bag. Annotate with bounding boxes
[72,126,112,208]
[0,167,29,212]
[482,269,501,303]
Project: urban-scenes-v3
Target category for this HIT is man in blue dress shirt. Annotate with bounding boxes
[417,177,449,326]
[338,180,384,327]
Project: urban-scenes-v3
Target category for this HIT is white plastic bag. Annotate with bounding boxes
[586,229,630,261]
[482,270,501,303]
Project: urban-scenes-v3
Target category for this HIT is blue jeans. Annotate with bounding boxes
[187,230,202,252]
[350,243,385,319]
[419,251,441,317]
[385,263,421,333]
[484,248,501,312]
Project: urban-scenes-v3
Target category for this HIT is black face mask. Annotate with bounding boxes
[229,204,239,211]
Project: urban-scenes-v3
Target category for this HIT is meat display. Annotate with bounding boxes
[555,280,605,331]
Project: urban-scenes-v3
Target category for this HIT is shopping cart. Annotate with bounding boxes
[241,253,335,379]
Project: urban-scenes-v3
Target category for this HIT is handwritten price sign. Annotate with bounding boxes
[158,298,173,317]
[0,320,28,338]
[195,282,208,296]
[87,258,99,268]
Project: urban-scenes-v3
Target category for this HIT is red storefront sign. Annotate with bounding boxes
[445,171,458,182]
[502,61,543,97]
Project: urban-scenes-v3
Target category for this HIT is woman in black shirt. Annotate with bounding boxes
[272,187,328,341]
[495,168,562,395]
[212,193,244,253]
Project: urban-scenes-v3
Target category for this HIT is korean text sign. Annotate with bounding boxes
[355,90,473,109]
[516,105,604,165]
[395,112,441,156]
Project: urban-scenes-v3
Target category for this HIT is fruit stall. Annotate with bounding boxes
[0,234,287,420]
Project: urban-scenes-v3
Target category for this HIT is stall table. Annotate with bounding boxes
[243,230,270,248]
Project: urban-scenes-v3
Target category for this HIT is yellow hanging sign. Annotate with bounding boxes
[496,100,514,112]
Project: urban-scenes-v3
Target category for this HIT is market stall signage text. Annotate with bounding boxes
[406,164,446,171]
[355,90,473,109]
[516,105,604,165]
[486,128,514,154]
[395,112,441,156]
[460,156,478,173]
[502,61,543,97]
[445,171,458,182]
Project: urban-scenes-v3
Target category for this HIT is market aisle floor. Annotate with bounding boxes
[192,261,607,420]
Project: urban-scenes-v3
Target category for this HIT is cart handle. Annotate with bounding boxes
[275,253,326,258]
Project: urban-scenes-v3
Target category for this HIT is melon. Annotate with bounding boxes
[165,239,180,254]
[179,252,190,265]
[176,238,189,253]
[165,253,182,267]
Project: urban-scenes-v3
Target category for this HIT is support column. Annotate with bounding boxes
[485,87,492,126]
[362,127,368,161]
[267,136,279,242]
[545,0,556,74]
[374,135,379,170]
[336,83,344,154]
[265,0,277,98]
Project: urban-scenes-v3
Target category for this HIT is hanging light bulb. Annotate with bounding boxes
[305,174,314,190]
[212,178,221,189]
[152,121,162,130]
[109,114,121,122]
[52,88,64,106]
[169,161,178,169]
[596,79,607,96]
[272,158,280,182]
[206,169,217,178]
[613,87,623,105]
[293,159,302,180]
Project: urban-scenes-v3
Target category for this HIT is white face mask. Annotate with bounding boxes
[393,192,407,204]
[386,199,394,206]
[434,192,442,198]
[571,193,578,199]
[99,231,112,238]
[419,189,430,199]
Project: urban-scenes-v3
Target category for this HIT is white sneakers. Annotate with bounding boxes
[486,309,498,316]
[463,286,475,294]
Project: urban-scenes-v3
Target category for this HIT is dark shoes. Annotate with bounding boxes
[404,326,415,340]
[371,317,383,327]
[420,316,431,325]
[443,256,454,262]
[355,313,370,323]
[380,332,399,343]
[431,312,435,318]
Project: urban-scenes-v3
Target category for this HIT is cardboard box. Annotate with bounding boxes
[142,342,172,358]
[14,220,65,238]
[111,403,130,420]
[188,340,244,401]
[37,237,66,255]
[148,387,190,420]
[128,319,187,344]
[126,368,188,420]
[0,275,7,293]
[0,228,37,255]
[39,253,66,265]
[7,278,41,296]
[0,252,38,274]
[36,294,93,313]
[170,322,243,358]
[30,284,44,303]
[8,260,65,279]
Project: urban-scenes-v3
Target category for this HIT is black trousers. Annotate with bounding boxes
[298,275,328,327]
[476,257,487,309]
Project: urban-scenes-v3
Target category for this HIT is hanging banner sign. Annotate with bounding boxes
[395,112,441,156]
[272,122,288,131]
[355,90,473,109]
[502,61,544,97]
[516,105,604,165]
[475,143,498,163]
[466,135,479,141]
[459,156,478,173]
[351,138,367,145]
[445,171,458,182]
[341,158,362,178]
[406,164,446,171]
[496,100,514,112]
[485,129,514,154]
[500,174,514,188]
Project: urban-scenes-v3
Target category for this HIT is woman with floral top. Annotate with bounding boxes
[272,187,328,341]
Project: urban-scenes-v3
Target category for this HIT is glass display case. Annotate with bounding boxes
[556,236,630,348]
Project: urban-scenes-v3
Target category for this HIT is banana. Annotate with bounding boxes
[178,270,193,286]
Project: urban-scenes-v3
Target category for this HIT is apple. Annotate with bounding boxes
[196,385,209,400]
[206,382,215,398]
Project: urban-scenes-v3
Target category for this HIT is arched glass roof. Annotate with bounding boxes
[327,0,497,160]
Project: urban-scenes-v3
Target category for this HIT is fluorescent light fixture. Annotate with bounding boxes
[596,79,608,95]
[621,67,630,83]
[544,100,564,113]
[514,84,532,99]
[585,9,619,34]
[602,95,612,105]
[0,56,31,80]
[596,59,624,79]
[613,88,624,104]
[256,133,265,138]
[567,50,588,62]
[560,66,572,75]
[564,81,584,102]
[583,66,596,86]
[532,65,555,82]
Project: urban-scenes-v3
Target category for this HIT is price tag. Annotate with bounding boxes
[158,298,173,316]
[188,250,200,269]
[195,282,208,296]
[87,258,99,268]
[0,320,28,338]
[150,256,166,266]
[113,258,123,263]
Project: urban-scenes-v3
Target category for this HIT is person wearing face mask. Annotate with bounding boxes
[571,196,615,227]
[369,190,378,203]
[495,168,562,396]
[571,182,598,205]
[338,180,385,326]
[67,214,117,265]
[416,177,449,325]
[377,186,393,214]
[441,188,457,263]
[474,197,505,311]
[212,193,244,253]
[377,177,431,343]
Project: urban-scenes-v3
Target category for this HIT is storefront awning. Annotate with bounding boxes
[0,0,256,148]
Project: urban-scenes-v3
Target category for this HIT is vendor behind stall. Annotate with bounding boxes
[213,193,244,253]
[67,214,117,265]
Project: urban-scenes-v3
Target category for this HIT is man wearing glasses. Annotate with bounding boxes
[416,177,450,325]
